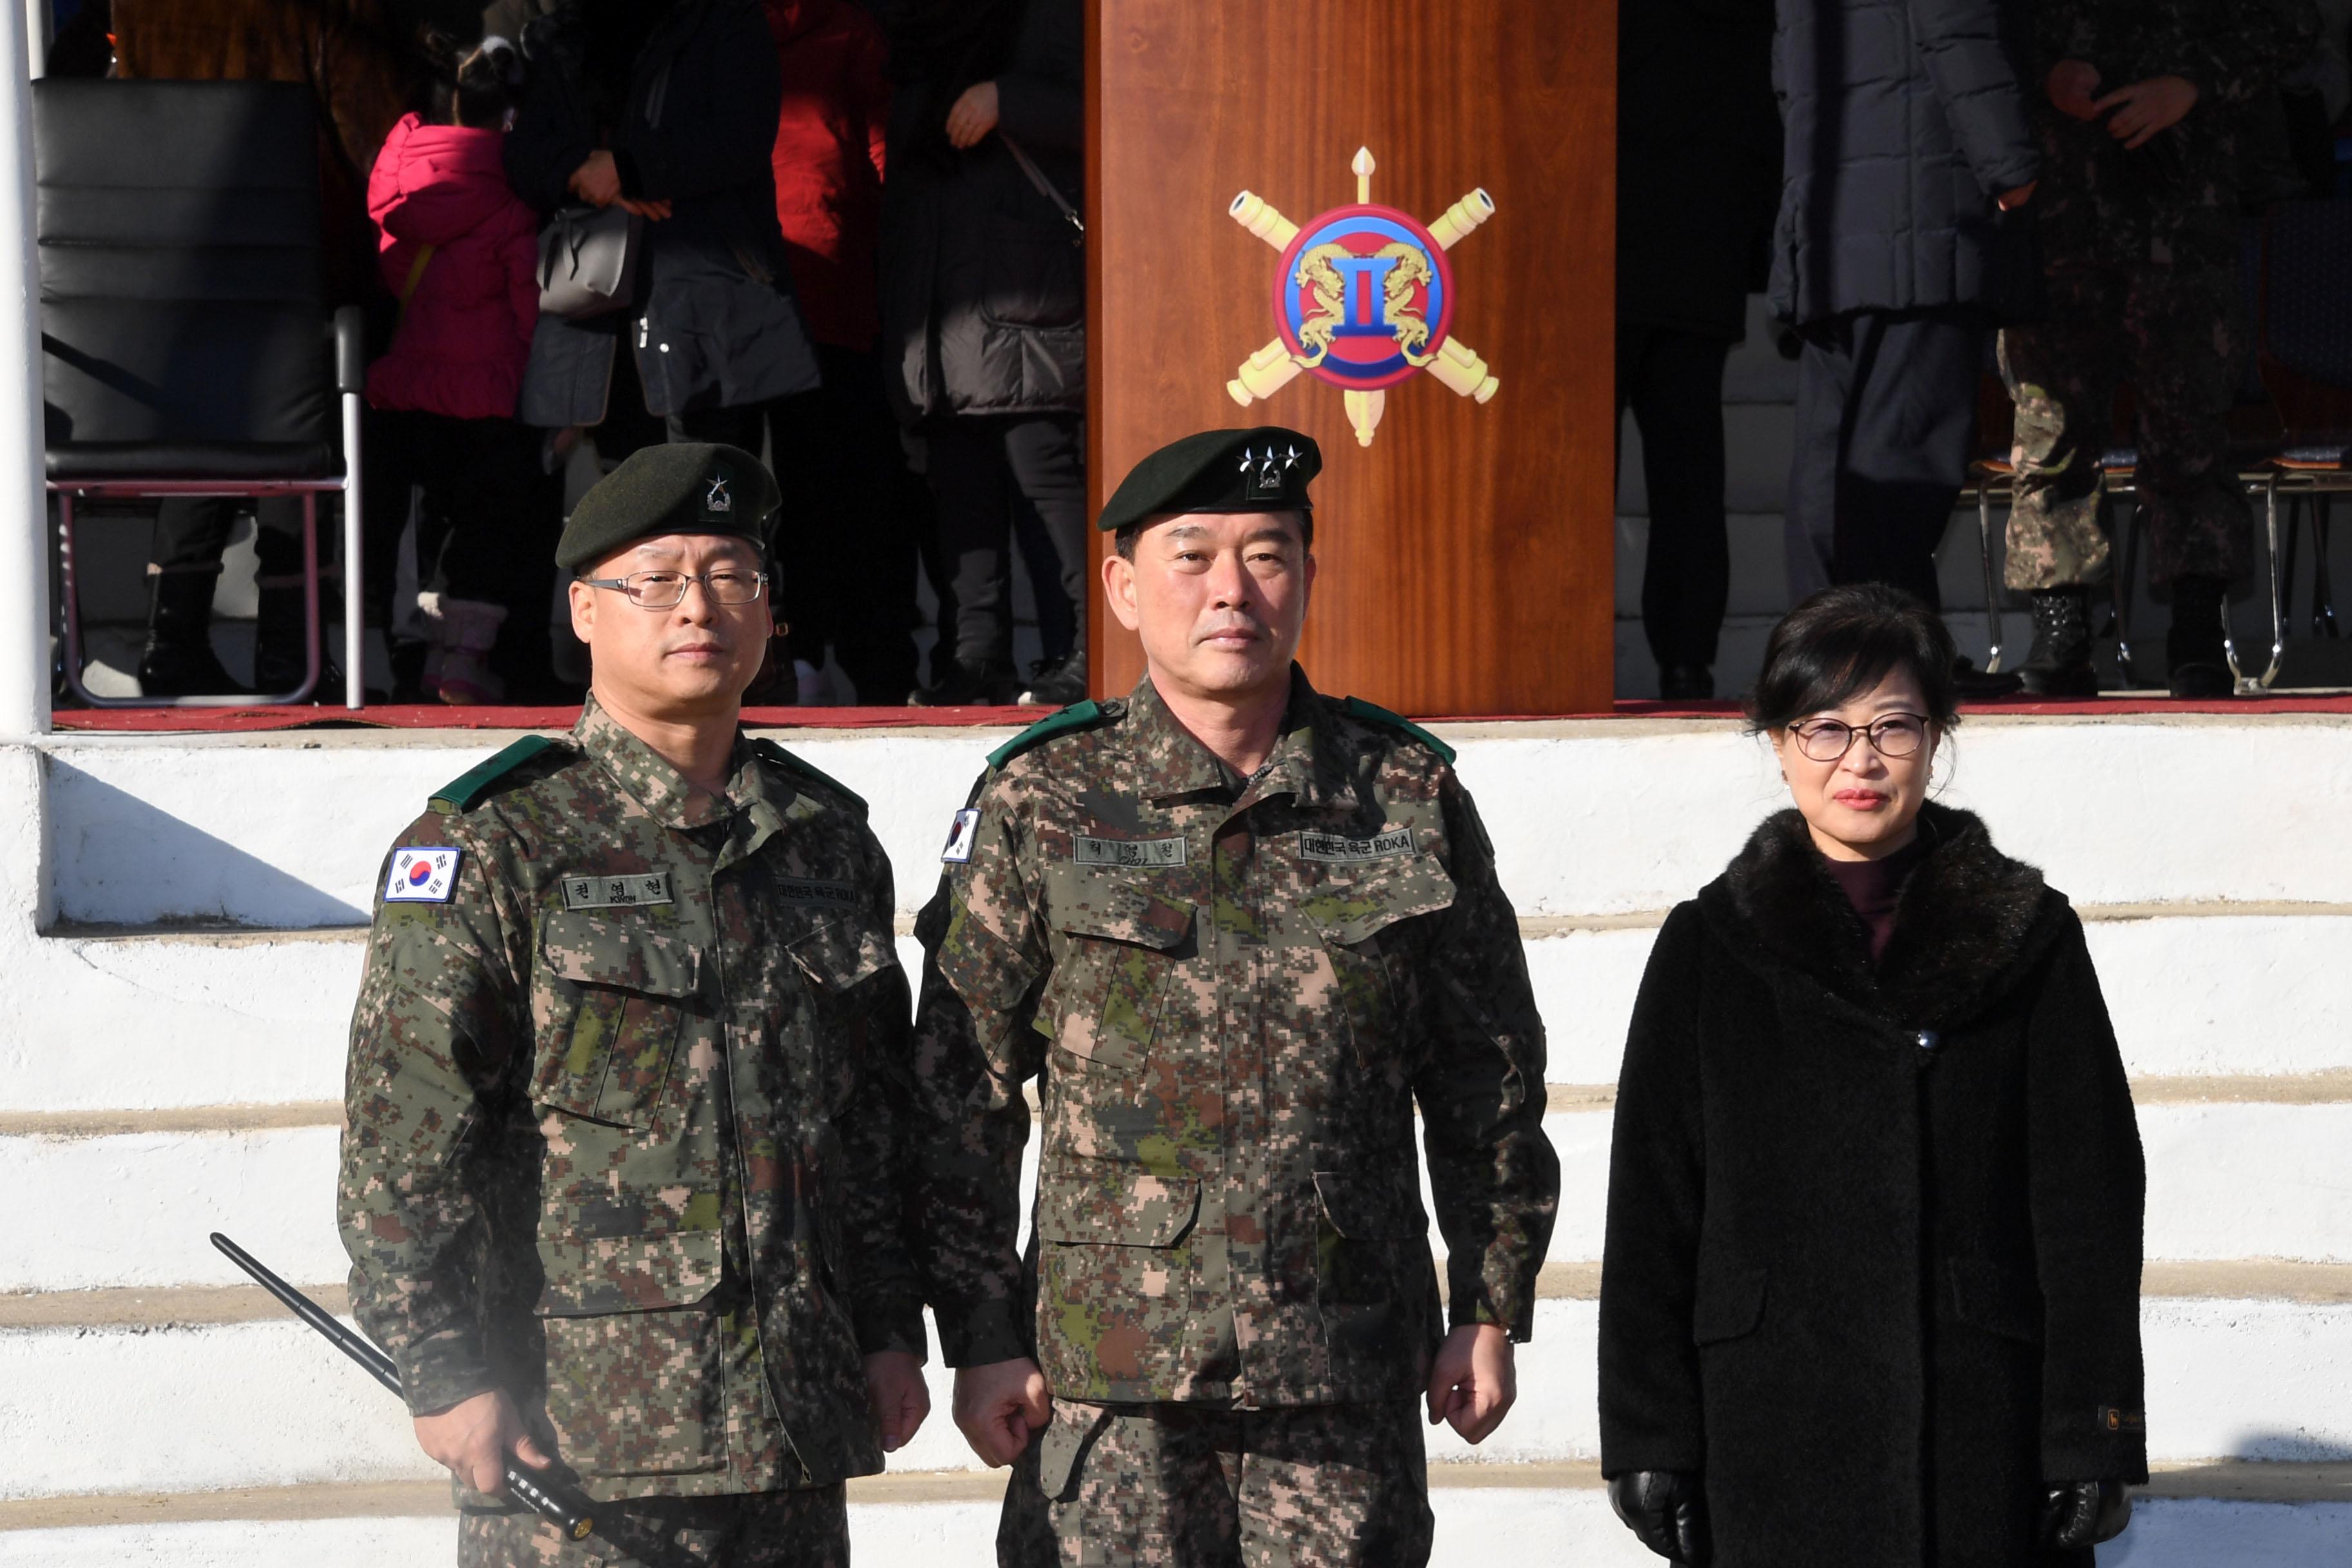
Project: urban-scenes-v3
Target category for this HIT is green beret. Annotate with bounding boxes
[554,443,779,572]
[1097,426,1321,533]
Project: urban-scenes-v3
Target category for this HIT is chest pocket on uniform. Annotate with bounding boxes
[1040,870,1195,1073]
[531,910,703,1128]
[781,908,900,1119]
[1305,861,1456,1070]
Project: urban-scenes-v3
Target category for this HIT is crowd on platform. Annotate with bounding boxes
[51,0,1085,709]
[1624,0,2352,702]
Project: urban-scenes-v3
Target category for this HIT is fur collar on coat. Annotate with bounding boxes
[1697,801,2067,1030]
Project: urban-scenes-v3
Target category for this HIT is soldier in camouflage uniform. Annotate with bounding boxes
[338,444,930,1567]
[903,427,1560,1567]
[1999,0,2320,698]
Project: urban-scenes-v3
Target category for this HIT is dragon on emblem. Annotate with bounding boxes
[1290,240,1438,368]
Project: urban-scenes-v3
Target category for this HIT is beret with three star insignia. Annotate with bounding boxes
[554,442,781,571]
[1095,426,1322,533]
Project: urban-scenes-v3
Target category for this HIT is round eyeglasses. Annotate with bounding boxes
[1789,712,1930,762]
[582,569,769,609]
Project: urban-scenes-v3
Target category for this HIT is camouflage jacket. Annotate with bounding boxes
[337,698,923,1500]
[906,671,1558,1406]
[2031,0,2320,268]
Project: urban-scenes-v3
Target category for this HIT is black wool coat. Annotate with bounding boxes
[1768,0,2043,325]
[1598,803,2147,1568]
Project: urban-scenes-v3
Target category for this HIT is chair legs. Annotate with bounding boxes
[2224,475,2287,692]
[2110,495,2143,687]
[1975,483,2006,674]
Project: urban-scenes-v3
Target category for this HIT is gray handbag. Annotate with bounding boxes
[536,204,642,319]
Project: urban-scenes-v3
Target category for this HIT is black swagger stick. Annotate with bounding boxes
[210,1231,598,1544]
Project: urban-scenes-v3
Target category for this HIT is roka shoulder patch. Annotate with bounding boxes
[941,808,982,864]
[385,847,460,902]
[428,734,562,814]
[1340,696,1457,765]
[1298,827,1415,863]
[560,870,674,910]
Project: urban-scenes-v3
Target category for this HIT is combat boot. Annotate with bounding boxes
[135,569,246,698]
[2016,587,2099,698]
[2166,574,2236,700]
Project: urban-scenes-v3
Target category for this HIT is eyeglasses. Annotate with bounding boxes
[1789,712,1930,762]
[582,569,768,609]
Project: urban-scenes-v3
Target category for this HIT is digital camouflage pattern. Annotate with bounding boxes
[2001,0,2320,592]
[460,1484,847,1568]
[338,697,924,1505]
[905,669,1558,1408]
[995,1399,1434,1568]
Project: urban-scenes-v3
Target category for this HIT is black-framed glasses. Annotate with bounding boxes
[582,569,769,609]
[1790,712,1930,762]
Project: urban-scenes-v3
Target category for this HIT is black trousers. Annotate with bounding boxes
[926,412,1086,669]
[1618,323,1732,669]
[1787,307,1988,611]
[665,350,923,701]
[368,409,562,612]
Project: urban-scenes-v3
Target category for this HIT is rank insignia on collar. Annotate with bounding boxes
[1225,146,1500,448]
[385,847,460,903]
[941,808,983,864]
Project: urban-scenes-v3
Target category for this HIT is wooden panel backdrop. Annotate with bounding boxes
[1085,0,1616,714]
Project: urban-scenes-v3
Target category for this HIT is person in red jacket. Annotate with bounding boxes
[365,37,564,704]
[760,0,925,705]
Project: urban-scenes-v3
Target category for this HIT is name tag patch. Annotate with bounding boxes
[385,847,460,903]
[1073,834,1188,868]
[1298,828,1416,863]
[560,871,674,910]
[776,877,859,908]
[941,808,983,864]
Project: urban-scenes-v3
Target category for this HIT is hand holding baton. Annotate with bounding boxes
[209,1232,598,1544]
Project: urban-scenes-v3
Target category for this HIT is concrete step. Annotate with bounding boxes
[5,1297,2347,1504]
[5,1467,2344,1568]
[16,908,2352,1113]
[29,716,2352,932]
[9,1097,2351,1293]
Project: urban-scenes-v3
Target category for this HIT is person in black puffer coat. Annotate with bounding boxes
[880,0,1087,708]
[1772,0,2042,660]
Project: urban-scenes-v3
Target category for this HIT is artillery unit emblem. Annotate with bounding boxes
[1226,147,1498,447]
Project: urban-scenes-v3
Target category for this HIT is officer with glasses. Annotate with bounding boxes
[338,443,932,1567]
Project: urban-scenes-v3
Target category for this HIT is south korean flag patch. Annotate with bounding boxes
[384,847,461,903]
[941,808,983,865]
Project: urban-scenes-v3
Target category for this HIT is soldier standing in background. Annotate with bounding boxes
[2001,0,2322,699]
[337,444,930,1567]
[903,427,1560,1567]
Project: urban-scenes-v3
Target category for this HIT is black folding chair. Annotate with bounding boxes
[2258,199,2352,675]
[35,78,364,708]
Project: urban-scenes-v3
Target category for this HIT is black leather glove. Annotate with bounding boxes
[1609,1469,1711,1565]
[2039,1479,2132,1549]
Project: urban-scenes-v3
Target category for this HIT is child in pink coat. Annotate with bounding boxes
[365,39,555,703]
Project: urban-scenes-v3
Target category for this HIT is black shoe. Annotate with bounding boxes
[1656,663,1714,702]
[908,658,1021,707]
[2166,574,2237,699]
[1019,651,1087,707]
[2016,587,2099,698]
[1951,653,2024,699]
[135,571,247,698]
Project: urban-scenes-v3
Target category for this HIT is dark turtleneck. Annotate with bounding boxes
[1819,830,1928,965]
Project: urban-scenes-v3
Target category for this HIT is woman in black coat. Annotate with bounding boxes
[1599,584,2146,1567]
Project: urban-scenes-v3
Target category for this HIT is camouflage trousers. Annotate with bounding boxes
[458,1486,847,1568]
[995,1399,1433,1568]
[1997,259,2251,593]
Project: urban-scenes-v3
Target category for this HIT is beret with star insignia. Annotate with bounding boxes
[555,442,780,571]
[1095,426,1322,533]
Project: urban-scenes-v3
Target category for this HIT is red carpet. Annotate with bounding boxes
[46,692,2352,732]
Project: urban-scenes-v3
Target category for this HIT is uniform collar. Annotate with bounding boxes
[574,693,757,832]
[1123,665,1344,811]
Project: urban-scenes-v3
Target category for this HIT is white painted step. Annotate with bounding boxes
[11,912,2351,1114]
[30,717,2352,928]
[3,1494,2345,1568]
[8,1298,2348,1501]
[10,1099,2349,1295]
